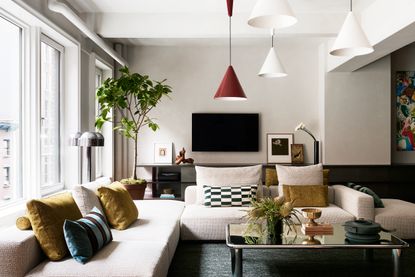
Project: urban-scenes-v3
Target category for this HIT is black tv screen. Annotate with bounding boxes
[192,113,259,152]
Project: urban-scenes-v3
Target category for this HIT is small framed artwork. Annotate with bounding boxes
[154,142,173,164]
[267,133,294,164]
[291,144,304,164]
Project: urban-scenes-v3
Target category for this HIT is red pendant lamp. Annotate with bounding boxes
[214,0,247,101]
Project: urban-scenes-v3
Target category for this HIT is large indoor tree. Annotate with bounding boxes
[96,66,172,182]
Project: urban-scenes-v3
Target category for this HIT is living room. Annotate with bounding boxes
[0,0,414,276]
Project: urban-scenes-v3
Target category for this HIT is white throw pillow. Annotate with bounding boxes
[72,176,112,216]
[195,165,262,205]
[276,164,323,196]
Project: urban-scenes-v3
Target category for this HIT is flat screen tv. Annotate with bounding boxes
[192,113,259,152]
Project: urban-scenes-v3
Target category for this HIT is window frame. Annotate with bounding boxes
[39,34,64,196]
[0,13,24,208]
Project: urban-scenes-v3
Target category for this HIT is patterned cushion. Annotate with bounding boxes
[203,185,257,207]
[346,183,384,208]
[196,165,263,205]
[63,207,112,264]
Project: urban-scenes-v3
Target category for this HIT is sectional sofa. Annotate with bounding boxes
[0,199,185,277]
[0,165,414,277]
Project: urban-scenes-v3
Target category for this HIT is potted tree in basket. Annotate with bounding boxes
[95,66,172,199]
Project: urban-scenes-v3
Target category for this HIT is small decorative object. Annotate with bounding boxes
[290,144,304,164]
[396,71,415,151]
[175,147,194,165]
[245,196,300,244]
[96,66,172,187]
[154,143,173,164]
[301,208,322,227]
[295,122,319,164]
[266,133,294,163]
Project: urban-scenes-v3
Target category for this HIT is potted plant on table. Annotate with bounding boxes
[246,196,300,244]
[95,66,172,199]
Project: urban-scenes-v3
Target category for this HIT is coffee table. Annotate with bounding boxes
[226,223,409,277]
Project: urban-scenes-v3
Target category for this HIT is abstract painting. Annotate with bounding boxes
[396,71,415,151]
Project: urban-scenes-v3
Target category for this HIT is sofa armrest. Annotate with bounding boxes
[184,185,197,205]
[333,184,375,220]
[0,227,44,277]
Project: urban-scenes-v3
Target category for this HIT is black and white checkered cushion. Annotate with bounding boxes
[203,185,257,207]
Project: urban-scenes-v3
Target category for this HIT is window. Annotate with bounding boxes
[3,139,10,156]
[0,16,21,205]
[40,36,63,194]
[95,67,104,178]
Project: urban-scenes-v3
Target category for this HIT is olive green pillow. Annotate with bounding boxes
[98,182,139,230]
[26,192,82,260]
[283,185,328,207]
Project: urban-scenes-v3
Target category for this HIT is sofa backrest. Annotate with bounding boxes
[186,185,335,205]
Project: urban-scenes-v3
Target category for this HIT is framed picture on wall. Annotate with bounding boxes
[154,142,173,164]
[267,133,294,164]
[291,144,304,164]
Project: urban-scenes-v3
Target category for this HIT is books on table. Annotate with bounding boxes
[301,223,334,235]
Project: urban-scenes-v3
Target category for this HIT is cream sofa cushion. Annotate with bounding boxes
[26,241,169,277]
[276,164,323,196]
[72,177,111,216]
[195,165,262,205]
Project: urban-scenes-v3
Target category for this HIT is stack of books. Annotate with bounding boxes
[301,223,333,235]
[160,194,175,199]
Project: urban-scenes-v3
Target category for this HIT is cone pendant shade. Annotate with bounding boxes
[248,0,297,29]
[259,47,287,78]
[330,11,373,56]
[214,66,247,101]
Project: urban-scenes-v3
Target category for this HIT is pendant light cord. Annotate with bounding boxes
[271,31,274,48]
[229,16,232,65]
[350,0,352,12]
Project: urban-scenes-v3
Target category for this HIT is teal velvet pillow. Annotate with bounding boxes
[63,207,112,264]
[346,183,385,208]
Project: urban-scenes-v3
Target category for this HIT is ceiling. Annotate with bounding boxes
[68,0,378,45]
[71,0,376,14]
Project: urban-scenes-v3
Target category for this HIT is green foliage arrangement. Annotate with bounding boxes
[95,66,172,180]
[245,196,300,244]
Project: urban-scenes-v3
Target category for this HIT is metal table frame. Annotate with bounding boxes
[225,224,409,277]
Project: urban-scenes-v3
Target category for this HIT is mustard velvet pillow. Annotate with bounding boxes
[283,185,328,207]
[16,215,31,230]
[98,182,138,230]
[26,192,82,261]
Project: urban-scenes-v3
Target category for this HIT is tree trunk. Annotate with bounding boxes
[131,136,138,179]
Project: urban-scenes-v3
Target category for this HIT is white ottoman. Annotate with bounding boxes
[375,199,415,239]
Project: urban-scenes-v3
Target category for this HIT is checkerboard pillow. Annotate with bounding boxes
[203,185,257,207]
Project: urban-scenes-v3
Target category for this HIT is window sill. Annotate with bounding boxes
[0,200,26,230]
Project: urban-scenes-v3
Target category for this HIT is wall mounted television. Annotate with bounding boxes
[192,113,259,152]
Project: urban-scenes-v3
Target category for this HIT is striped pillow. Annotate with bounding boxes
[63,207,112,264]
[203,185,257,207]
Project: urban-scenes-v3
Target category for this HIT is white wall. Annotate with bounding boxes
[127,39,323,178]
[324,56,391,165]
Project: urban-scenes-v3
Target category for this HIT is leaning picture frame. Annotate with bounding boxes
[267,133,294,164]
[154,142,173,164]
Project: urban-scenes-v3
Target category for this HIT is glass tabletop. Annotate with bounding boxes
[226,223,409,249]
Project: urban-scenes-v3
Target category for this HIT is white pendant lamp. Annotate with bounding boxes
[248,0,297,29]
[259,30,287,78]
[329,0,374,56]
